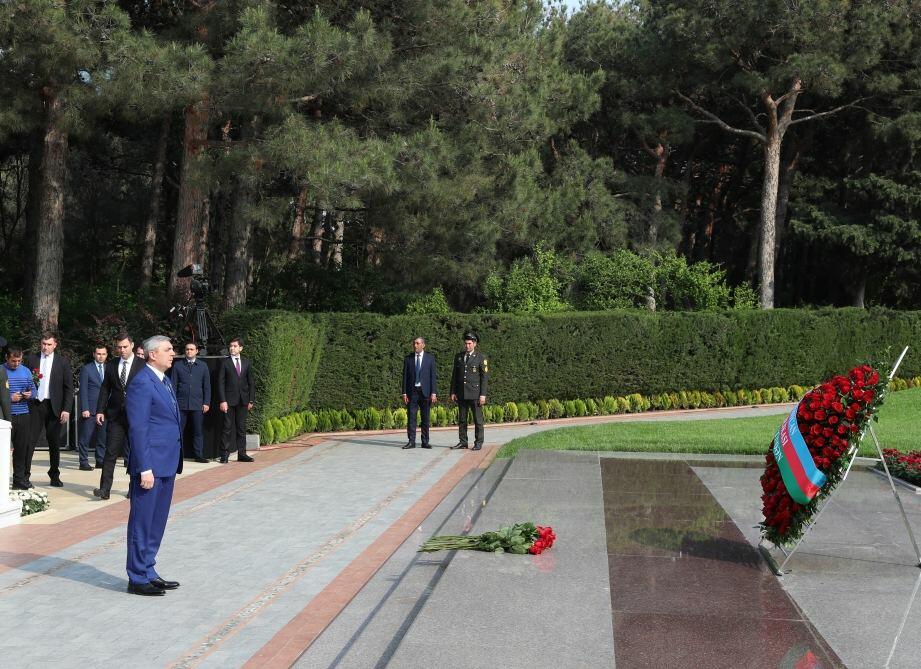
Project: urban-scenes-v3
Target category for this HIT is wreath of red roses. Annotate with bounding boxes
[760,364,888,546]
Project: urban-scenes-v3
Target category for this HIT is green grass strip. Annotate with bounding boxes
[496,387,920,459]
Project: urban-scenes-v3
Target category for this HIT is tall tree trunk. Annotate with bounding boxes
[222,177,254,309]
[772,139,801,296]
[32,90,68,331]
[140,116,171,290]
[209,185,229,294]
[288,185,309,262]
[170,99,209,299]
[310,205,325,264]
[758,131,781,310]
[22,138,44,309]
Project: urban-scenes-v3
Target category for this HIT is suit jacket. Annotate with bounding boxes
[126,365,182,477]
[96,356,146,424]
[216,356,254,407]
[78,360,106,414]
[0,365,10,421]
[402,351,437,397]
[26,352,74,417]
[169,358,212,411]
[450,350,489,400]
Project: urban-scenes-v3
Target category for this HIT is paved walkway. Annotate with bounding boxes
[0,404,792,668]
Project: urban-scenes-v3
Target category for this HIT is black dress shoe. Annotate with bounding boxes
[194,457,210,463]
[150,577,180,590]
[95,463,103,469]
[127,582,165,596]
[421,444,432,449]
[402,442,416,449]
[237,454,254,462]
[219,456,229,463]
[50,478,63,487]
[450,443,468,450]
[93,488,110,500]
[472,444,482,451]
[79,464,94,471]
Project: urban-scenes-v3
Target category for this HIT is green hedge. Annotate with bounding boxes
[302,308,921,410]
[220,307,921,416]
[220,309,325,430]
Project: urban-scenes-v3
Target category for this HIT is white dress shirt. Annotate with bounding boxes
[36,352,54,401]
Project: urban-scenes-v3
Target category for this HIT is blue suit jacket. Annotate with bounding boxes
[402,351,437,397]
[78,361,106,414]
[126,365,182,477]
[169,358,212,410]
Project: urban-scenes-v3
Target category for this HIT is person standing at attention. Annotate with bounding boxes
[402,336,437,449]
[450,332,489,451]
[77,344,108,470]
[217,337,254,463]
[124,335,182,596]
[170,342,211,463]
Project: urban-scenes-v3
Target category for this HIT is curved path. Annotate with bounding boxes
[0,404,791,668]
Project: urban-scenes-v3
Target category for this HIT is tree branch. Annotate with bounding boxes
[675,91,766,143]
[788,98,867,126]
[733,96,765,135]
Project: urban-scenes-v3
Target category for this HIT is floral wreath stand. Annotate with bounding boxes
[758,346,921,577]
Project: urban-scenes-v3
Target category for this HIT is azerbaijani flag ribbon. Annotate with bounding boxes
[772,403,827,505]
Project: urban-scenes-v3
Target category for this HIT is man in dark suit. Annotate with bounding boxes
[125,335,182,596]
[170,341,211,463]
[401,336,437,449]
[77,344,108,470]
[450,331,489,451]
[27,332,74,486]
[217,336,254,463]
[94,333,145,500]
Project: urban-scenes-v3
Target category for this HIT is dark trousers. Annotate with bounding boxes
[99,419,128,495]
[126,474,175,585]
[32,399,64,479]
[407,387,431,445]
[179,409,205,458]
[457,399,484,446]
[78,416,107,467]
[11,412,34,488]
[222,404,248,457]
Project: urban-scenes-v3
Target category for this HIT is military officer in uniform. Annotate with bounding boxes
[450,332,489,451]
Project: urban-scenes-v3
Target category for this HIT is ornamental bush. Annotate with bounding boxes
[585,398,598,415]
[393,408,407,428]
[602,396,617,414]
[548,399,565,418]
[504,402,519,422]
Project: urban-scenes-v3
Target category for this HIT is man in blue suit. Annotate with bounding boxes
[170,341,211,463]
[401,336,437,449]
[125,335,182,596]
[77,344,108,470]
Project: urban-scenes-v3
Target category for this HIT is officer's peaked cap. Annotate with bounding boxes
[463,331,479,342]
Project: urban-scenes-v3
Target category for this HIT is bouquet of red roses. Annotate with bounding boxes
[760,364,888,545]
[419,522,556,555]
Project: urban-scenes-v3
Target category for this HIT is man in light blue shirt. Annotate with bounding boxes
[5,346,37,489]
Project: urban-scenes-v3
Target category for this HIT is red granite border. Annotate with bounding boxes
[242,445,498,669]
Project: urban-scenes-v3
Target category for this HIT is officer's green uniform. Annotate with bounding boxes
[450,346,489,448]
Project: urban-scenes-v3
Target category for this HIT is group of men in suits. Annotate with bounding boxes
[401,331,489,451]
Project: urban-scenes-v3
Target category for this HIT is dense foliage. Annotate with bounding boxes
[2,0,920,334]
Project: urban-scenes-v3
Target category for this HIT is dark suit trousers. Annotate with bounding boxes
[33,399,65,479]
[98,419,128,494]
[180,409,205,458]
[11,413,34,487]
[457,399,484,446]
[126,474,175,584]
[78,417,107,467]
[222,404,248,457]
[407,387,431,445]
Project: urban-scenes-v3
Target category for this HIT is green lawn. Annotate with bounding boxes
[496,387,920,459]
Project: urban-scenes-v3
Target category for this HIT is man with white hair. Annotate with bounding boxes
[124,335,183,596]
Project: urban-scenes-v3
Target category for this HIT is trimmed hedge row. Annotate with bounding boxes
[220,310,324,431]
[307,308,921,410]
[221,307,921,429]
[259,377,921,444]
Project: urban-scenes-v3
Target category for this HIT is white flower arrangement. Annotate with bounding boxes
[10,490,51,516]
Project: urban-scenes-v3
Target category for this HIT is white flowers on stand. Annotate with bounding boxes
[9,490,50,516]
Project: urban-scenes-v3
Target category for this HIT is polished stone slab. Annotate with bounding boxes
[603,458,842,668]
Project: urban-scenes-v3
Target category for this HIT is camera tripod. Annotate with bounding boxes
[171,297,225,355]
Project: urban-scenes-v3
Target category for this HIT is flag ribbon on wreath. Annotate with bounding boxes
[772,402,827,504]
